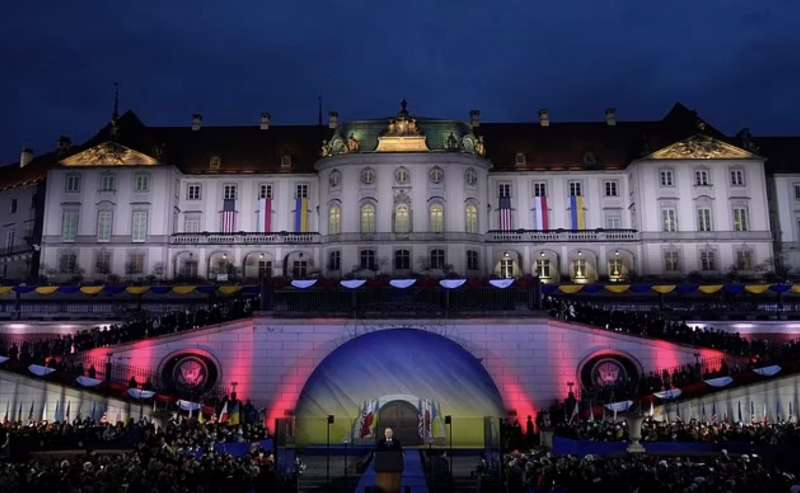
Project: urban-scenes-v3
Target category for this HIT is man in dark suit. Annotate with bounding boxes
[376,427,402,451]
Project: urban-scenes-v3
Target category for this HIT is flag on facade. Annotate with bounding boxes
[294,197,309,232]
[257,197,273,233]
[228,401,241,426]
[221,198,237,233]
[198,408,205,424]
[533,195,549,230]
[569,195,586,230]
[219,401,229,424]
[498,196,512,230]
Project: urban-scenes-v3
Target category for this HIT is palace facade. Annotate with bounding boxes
[1,101,798,283]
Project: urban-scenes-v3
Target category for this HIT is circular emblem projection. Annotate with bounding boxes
[580,353,640,391]
[160,352,219,397]
[294,329,505,447]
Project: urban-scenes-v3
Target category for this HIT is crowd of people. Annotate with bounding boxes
[501,448,800,493]
[0,415,288,492]
[0,297,256,368]
[555,416,800,446]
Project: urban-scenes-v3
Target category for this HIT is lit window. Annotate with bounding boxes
[499,258,514,278]
[360,203,376,233]
[609,258,624,280]
[465,204,479,234]
[97,210,112,242]
[536,258,551,279]
[430,203,444,233]
[328,205,341,234]
[573,258,588,279]
[394,204,410,233]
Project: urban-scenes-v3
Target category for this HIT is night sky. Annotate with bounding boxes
[2,1,798,163]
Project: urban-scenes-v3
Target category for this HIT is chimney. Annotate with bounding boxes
[191,114,203,131]
[538,109,550,127]
[605,108,617,126]
[57,136,72,153]
[19,147,34,168]
[328,111,339,129]
[260,112,271,130]
[470,109,480,127]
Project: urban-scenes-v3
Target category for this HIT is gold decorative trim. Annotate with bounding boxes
[647,134,755,160]
[60,141,159,166]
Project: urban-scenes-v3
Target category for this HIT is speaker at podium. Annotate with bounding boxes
[374,428,404,493]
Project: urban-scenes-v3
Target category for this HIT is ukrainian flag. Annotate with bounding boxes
[294,197,309,232]
[570,195,586,230]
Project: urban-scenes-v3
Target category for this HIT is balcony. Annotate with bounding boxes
[169,232,320,245]
[322,232,484,243]
[485,229,640,242]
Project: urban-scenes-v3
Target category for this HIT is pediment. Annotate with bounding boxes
[60,141,159,166]
[646,134,756,160]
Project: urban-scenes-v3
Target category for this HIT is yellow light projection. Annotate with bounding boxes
[60,141,159,167]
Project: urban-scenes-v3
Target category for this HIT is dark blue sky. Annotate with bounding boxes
[2,1,798,163]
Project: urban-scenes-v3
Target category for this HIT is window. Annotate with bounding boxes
[795,184,800,201]
[515,152,526,166]
[328,250,341,271]
[292,260,307,278]
[65,174,81,193]
[328,170,341,189]
[605,214,622,230]
[9,198,17,214]
[394,204,410,233]
[536,258,551,279]
[465,168,478,187]
[394,167,409,185]
[733,207,749,232]
[395,249,410,270]
[604,180,618,197]
[360,168,375,185]
[328,205,341,234]
[429,166,444,184]
[95,250,111,274]
[664,250,680,272]
[131,210,148,242]
[695,169,710,186]
[187,183,202,200]
[568,181,582,197]
[429,203,444,233]
[659,169,674,187]
[59,252,78,274]
[62,210,79,242]
[730,168,745,186]
[281,155,292,168]
[465,204,479,234]
[360,249,376,271]
[662,208,677,232]
[697,208,712,232]
[5,230,14,253]
[97,210,112,242]
[134,173,150,193]
[126,252,145,275]
[258,260,271,279]
[99,174,115,192]
[700,249,716,271]
[736,250,754,270]
[184,215,201,233]
[499,258,514,278]
[223,184,238,200]
[295,183,308,198]
[466,250,479,271]
[533,182,547,197]
[259,183,273,199]
[430,249,445,270]
[360,203,376,233]
[498,183,511,198]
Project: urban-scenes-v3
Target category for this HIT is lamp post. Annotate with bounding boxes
[326,415,334,488]
[445,415,453,486]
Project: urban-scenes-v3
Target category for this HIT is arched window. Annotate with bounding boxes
[394,204,410,233]
[430,203,444,233]
[465,203,478,234]
[328,205,341,234]
[499,258,514,279]
[360,203,376,233]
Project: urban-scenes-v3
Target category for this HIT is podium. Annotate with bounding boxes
[374,451,404,493]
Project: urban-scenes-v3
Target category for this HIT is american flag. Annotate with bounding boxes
[498,196,512,230]
[221,198,237,233]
